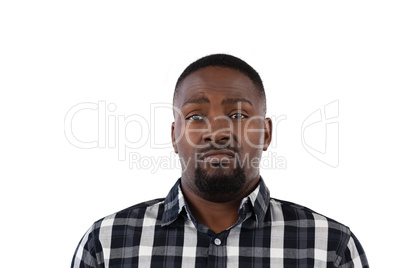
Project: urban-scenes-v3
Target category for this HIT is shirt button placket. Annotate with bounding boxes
[214,238,221,246]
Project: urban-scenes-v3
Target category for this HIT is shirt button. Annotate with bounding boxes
[214,238,221,246]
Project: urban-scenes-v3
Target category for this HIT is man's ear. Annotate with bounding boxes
[263,118,272,151]
[171,122,178,153]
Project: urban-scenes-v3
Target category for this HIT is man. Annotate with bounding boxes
[71,54,369,267]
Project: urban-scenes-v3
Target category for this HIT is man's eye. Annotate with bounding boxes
[230,113,246,119]
[187,115,204,121]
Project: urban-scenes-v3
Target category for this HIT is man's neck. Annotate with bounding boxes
[180,178,260,234]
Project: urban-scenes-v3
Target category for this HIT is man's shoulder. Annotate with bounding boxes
[116,198,166,216]
[91,197,166,230]
[269,197,351,235]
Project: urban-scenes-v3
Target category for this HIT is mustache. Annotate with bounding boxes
[197,144,238,154]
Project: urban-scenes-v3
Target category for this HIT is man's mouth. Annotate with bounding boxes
[198,149,236,164]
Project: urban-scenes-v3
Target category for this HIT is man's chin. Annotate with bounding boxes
[196,164,236,180]
[193,164,246,203]
[196,160,236,170]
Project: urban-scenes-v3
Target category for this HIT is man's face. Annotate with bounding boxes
[172,66,271,202]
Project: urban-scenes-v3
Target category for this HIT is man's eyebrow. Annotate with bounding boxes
[222,98,253,106]
[181,97,210,108]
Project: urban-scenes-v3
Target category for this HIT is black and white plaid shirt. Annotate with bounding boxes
[71,179,369,267]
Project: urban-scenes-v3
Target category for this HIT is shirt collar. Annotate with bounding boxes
[161,179,187,226]
[238,178,271,225]
[161,178,271,227]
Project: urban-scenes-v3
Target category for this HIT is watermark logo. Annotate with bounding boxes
[65,99,346,172]
[64,100,288,171]
[301,100,339,167]
[127,151,287,173]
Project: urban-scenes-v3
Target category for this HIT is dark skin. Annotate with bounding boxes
[171,66,272,234]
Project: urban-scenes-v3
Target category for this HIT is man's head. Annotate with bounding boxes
[171,54,272,203]
[174,54,266,114]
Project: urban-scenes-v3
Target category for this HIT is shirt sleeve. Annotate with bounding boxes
[337,231,369,268]
[71,224,104,268]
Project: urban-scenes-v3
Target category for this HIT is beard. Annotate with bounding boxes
[194,162,246,203]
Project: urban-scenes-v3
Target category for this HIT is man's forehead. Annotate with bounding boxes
[177,86,256,108]
[179,66,255,91]
[176,67,257,102]
[180,94,254,108]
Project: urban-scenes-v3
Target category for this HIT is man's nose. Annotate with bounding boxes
[202,116,232,146]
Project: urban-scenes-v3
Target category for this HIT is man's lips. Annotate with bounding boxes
[198,149,236,162]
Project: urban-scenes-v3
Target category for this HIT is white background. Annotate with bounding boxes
[1,1,401,267]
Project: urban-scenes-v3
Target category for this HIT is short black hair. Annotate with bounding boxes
[174,54,266,112]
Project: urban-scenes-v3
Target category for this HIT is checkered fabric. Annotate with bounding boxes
[71,179,369,267]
